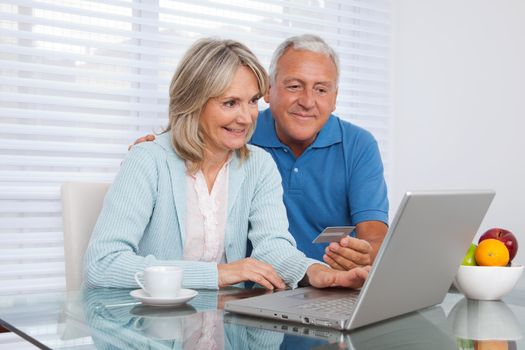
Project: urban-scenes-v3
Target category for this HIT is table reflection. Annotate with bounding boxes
[129,304,198,341]
[82,287,285,350]
[3,285,525,350]
[448,297,523,350]
[81,287,465,350]
[77,288,525,350]
[226,304,458,350]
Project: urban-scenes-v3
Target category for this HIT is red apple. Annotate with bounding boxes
[479,228,518,262]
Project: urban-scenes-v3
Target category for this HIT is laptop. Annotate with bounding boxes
[225,190,495,330]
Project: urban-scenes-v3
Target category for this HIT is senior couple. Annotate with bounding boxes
[84,34,389,291]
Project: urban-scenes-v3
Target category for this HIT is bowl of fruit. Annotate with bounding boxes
[455,228,523,301]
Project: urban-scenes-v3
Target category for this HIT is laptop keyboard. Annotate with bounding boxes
[296,294,358,315]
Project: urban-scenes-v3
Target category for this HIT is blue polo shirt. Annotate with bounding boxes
[250,108,389,261]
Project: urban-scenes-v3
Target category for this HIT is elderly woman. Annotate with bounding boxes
[84,38,369,290]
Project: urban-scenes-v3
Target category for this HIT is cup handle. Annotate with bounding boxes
[134,271,146,291]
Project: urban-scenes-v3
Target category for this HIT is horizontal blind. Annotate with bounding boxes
[0,0,391,296]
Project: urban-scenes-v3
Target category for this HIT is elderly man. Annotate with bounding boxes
[134,34,388,271]
[253,34,388,270]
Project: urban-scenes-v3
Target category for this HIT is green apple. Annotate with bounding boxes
[461,243,477,266]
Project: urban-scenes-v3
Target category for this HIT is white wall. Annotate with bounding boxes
[391,0,525,263]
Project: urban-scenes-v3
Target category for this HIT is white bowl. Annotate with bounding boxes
[454,265,524,301]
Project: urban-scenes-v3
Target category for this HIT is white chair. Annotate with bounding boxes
[61,182,110,291]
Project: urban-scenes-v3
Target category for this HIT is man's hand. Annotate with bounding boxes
[128,134,156,150]
[305,263,370,289]
[218,258,286,290]
[323,236,372,270]
[323,220,388,271]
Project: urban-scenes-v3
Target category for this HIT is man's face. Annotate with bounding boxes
[265,48,338,154]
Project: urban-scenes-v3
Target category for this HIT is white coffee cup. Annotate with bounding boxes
[134,266,183,298]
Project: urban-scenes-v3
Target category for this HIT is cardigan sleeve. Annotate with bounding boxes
[83,145,219,289]
[247,150,319,288]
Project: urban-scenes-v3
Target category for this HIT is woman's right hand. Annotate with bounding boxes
[217,258,286,290]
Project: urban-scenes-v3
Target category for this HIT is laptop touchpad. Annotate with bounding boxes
[287,288,351,300]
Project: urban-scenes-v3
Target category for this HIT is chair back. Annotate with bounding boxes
[61,182,109,291]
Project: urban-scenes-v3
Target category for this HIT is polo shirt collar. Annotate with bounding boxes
[251,108,341,149]
[250,108,283,148]
[310,114,341,148]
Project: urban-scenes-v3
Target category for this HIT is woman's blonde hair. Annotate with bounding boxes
[164,38,268,173]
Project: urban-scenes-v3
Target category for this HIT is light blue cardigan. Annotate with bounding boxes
[84,132,317,290]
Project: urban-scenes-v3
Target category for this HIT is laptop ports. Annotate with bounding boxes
[314,319,331,327]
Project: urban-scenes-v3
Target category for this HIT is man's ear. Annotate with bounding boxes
[332,87,338,113]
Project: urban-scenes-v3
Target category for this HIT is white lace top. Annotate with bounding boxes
[183,159,230,263]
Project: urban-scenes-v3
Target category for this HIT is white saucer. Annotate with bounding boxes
[130,289,198,307]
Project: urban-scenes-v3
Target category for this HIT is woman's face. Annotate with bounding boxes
[200,65,260,159]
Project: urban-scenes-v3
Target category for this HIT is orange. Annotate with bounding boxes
[474,239,510,266]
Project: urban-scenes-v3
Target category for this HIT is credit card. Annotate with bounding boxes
[312,226,356,244]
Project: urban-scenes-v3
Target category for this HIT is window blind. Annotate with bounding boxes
[0,0,391,297]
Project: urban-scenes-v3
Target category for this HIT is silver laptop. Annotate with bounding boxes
[225,190,495,330]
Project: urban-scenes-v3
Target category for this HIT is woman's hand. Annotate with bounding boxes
[305,263,370,289]
[217,258,286,290]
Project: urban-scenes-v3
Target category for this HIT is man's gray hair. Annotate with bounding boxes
[269,34,340,85]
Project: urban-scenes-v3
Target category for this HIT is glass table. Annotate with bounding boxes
[1,282,524,350]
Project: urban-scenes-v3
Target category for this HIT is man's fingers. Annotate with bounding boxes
[129,134,156,150]
[128,137,145,151]
[325,250,358,270]
[339,237,372,253]
[323,254,346,271]
[135,136,149,144]
[326,245,370,269]
[327,242,371,267]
